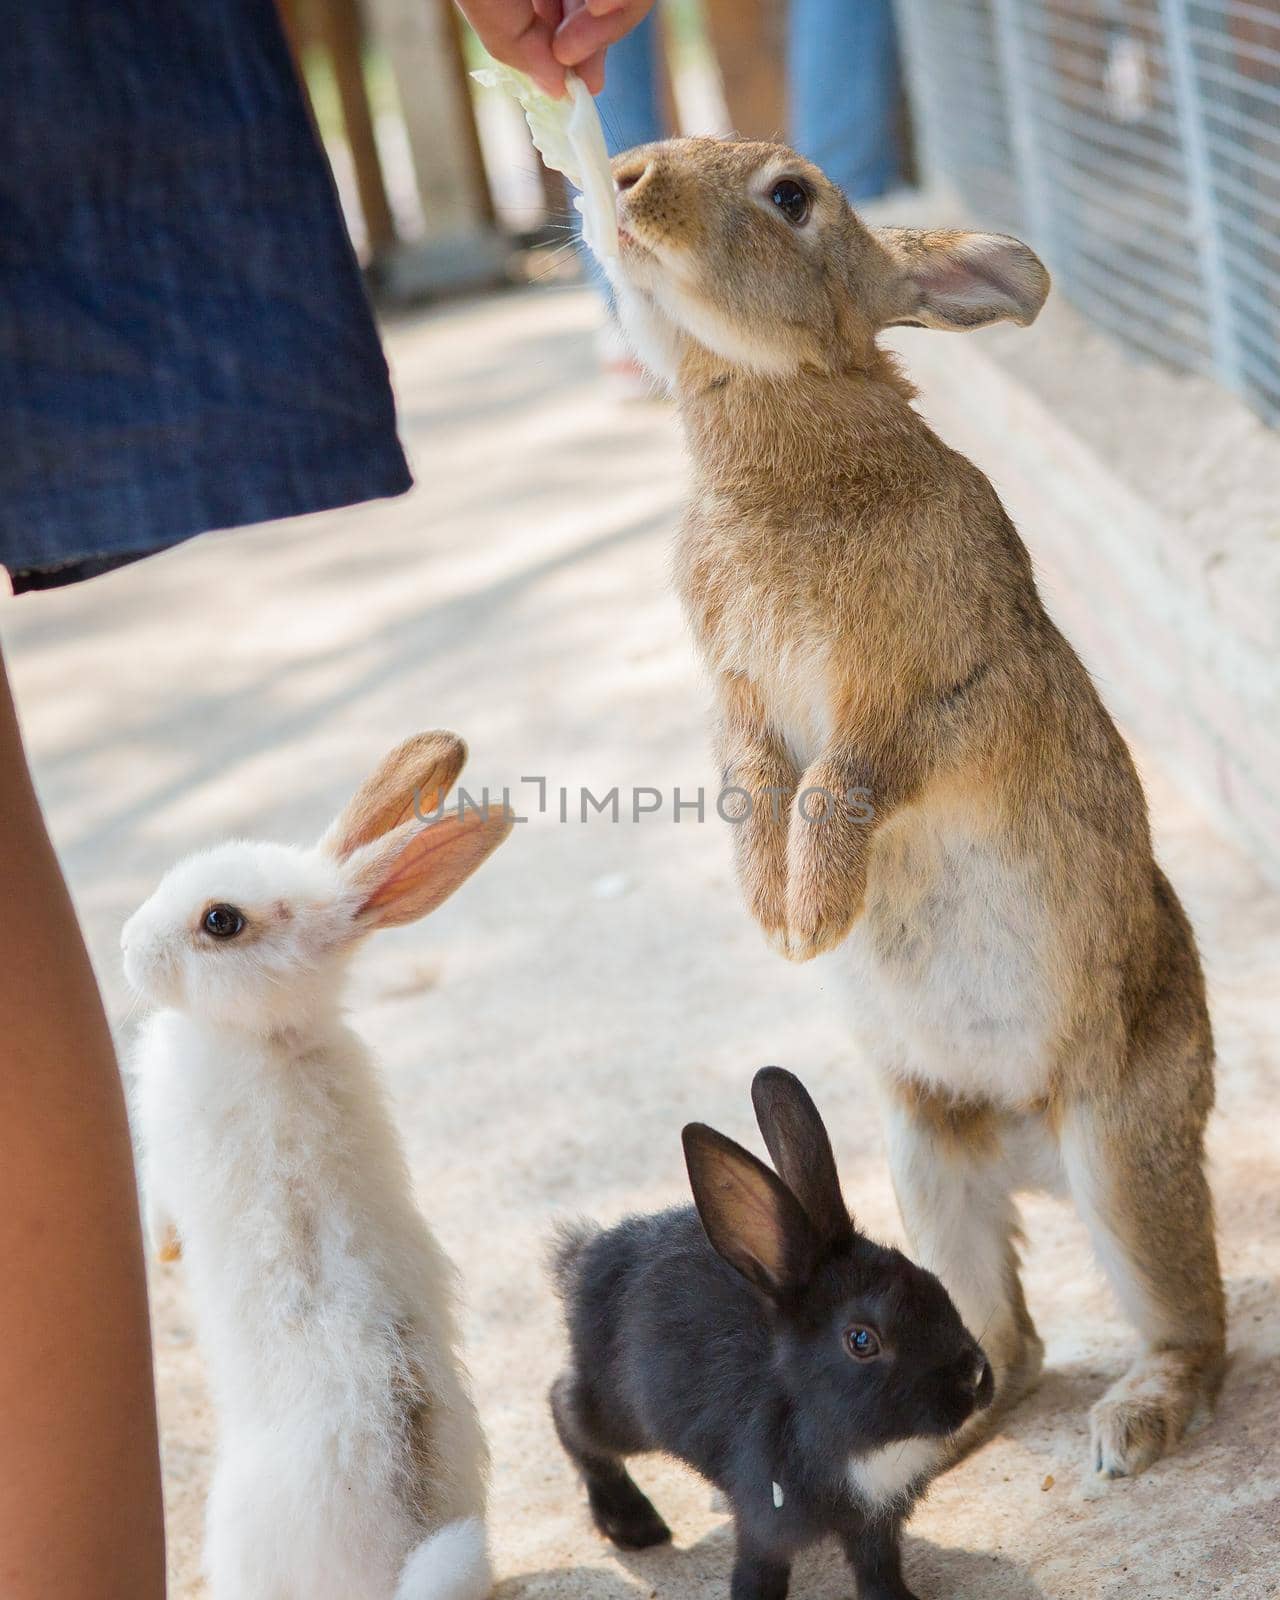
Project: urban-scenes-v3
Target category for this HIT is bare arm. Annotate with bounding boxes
[0,648,165,1599]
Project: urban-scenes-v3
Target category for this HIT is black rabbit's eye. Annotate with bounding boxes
[770,178,811,225]
[202,903,245,939]
[845,1324,882,1361]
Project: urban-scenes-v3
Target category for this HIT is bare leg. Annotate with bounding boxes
[549,1375,671,1549]
[1061,1070,1225,1478]
[880,1079,1043,1450]
[0,648,165,1598]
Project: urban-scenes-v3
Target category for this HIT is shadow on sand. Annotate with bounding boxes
[497,1515,1048,1599]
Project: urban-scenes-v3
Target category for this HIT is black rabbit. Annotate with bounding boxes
[549,1068,993,1600]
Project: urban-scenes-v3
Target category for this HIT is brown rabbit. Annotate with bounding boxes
[606,137,1225,1479]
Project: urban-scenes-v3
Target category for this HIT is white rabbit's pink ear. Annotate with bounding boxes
[869,227,1049,331]
[346,808,514,930]
[321,732,468,861]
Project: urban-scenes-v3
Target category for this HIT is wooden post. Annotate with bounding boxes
[700,0,786,140]
[360,0,507,294]
[316,0,398,257]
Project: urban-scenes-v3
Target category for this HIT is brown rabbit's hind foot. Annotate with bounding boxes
[943,1325,1045,1468]
[1090,1346,1224,1479]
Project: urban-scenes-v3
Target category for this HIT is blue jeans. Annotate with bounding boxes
[583,0,902,299]
[789,0,903,201]
[0,0,408,591]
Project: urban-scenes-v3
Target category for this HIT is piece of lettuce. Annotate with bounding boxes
[472,65,619,261]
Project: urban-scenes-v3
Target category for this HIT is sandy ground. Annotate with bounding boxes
[3,285,1277,1599]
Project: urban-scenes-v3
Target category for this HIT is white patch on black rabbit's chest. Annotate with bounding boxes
[847,1437,941,1512]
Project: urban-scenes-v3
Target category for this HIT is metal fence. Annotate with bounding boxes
[895,0,1280,424]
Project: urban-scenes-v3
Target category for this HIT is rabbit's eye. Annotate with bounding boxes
[770,178,811,226]
[202,903,245,940]
[844,1324,882,1361]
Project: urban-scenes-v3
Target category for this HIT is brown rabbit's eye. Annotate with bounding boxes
[202,904,245,939]
[845,1325,882,1361]
[771,178,811,225]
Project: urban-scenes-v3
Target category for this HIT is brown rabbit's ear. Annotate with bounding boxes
[321,732,468,861]
[869,227,1050,332]
[751,1067,853,1250]
[345,807,513,931]
[683,1123,817,1299]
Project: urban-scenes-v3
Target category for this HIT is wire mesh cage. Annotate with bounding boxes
[895,0,1280,424]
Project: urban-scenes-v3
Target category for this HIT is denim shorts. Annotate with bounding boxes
[0,1,411,594]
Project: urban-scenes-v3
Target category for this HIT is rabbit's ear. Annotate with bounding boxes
[683,1123,817,1299]
[751,1068,853,1250]
[869,228,1049,332]
[345,807,513,931]
[321,732,468,861]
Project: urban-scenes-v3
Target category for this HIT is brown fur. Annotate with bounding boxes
[609,137,1225,1477]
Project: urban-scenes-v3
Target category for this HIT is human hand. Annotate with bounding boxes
[456,0,656,97]
[553,0,658,94]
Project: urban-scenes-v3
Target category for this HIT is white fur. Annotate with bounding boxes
[606,274,683,390]
[609,246,802,381]
[878,1087,1020,1350]
[396,1517,491,1600]
[847,1436,942,1514]
[125,839,491,1600]
[650,273,802,378]
[842,797,1060,1109]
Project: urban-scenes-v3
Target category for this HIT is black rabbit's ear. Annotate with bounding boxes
[682,1124,817,1299]
[751,1068,853,1250]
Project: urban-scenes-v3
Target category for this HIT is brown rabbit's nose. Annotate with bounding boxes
[614,159,651,194]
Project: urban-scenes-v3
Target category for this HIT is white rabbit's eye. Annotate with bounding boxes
[770,178,811,226]
[844,1324,882,1361]
[202,903,245,940]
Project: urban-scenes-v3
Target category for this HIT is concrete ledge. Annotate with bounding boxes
[883,299,1280,887]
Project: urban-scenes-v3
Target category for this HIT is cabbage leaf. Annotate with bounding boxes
[472,66,619,261]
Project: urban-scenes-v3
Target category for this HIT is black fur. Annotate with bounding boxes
[549,1068,992,1600]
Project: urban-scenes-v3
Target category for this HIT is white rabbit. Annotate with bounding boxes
[123,732,512,1600]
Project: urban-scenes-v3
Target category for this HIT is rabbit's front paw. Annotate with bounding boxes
[783,835,862,961]
[735,830,789,945]
[782,789,867,960]
[748,877,788,948]
[783,887,856,961]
